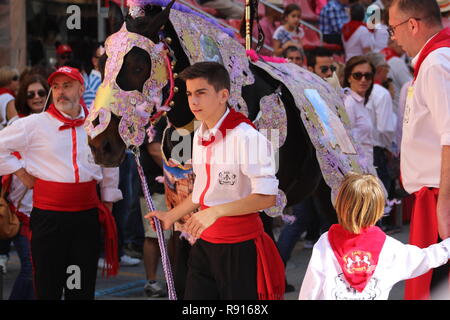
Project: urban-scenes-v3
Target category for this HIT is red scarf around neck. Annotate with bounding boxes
[342,21,373,42]
[199,107,256,147]
[0,88,16,98]
[46,103,88,130]
[413,27,450,81]
[380,47,401,61]
[328,224,386,292]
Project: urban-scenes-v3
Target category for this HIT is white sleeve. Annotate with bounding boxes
[239,127,278,195]
[99,167,123,202]
[373,89,397,146]
[389,237,450,281]
[422,58,450,146]
[0,118,29,175]
[299,245,325,300]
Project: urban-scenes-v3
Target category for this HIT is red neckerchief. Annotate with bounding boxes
[198,107,256,146]
[46,103,89,130]
[328,224,386,292]
[380,47,401,61]
[0,88,16,98]
[342,21,374,42]
[413,27,450,81]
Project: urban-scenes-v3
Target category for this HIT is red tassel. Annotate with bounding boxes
[98,203,119,277]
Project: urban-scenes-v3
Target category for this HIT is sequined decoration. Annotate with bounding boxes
[85,24,169,147]
[250,61,379,202]
[169,10,254,116]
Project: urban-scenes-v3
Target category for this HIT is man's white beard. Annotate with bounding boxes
[55,99,78,116]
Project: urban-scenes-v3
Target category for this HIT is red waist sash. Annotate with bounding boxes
[33,178,119,277]
[200,205,285,300]
[405,187,449,300]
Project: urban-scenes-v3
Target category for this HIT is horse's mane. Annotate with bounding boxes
[127,0,236,38]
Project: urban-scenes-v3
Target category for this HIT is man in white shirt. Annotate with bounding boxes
[388,0,450,300]
[0,66,122,299]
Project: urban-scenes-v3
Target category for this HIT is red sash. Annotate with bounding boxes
[33,178,119,277]
[413,28,450,81]
[200,205,285,300]
[342,21,373,42]
[328,224,386,292]
[404,187,449,300]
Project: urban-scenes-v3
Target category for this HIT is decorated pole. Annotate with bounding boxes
[245,0,251,50]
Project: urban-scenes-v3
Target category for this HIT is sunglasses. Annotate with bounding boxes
[27,89,47,99]
[351,72,374,81]
[60,54,71,60]
[320,65,337,73]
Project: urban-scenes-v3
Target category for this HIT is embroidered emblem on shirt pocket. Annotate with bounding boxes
[218,171,237,186]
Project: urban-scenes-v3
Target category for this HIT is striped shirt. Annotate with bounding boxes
[83,70,102,110]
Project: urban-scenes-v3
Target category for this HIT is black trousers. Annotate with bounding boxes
[184,238,257,300]
[30,207,100,300]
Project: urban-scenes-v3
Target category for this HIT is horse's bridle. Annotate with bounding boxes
[85,23,175,147]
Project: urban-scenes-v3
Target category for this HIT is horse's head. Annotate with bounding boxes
[85,1,184,167]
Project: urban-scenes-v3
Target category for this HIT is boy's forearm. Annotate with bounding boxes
[168,193,200,222]
[213,193,276,219]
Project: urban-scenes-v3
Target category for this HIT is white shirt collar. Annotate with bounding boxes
[411,31,440,67]
[59,105,85,120]
[199,108,230,139]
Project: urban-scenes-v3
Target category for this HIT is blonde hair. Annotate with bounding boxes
[335,172,385,234]
[0,66,19,87]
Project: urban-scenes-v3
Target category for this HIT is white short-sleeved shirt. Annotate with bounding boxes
[343,25,374,62]
[343,89,375,167]
[365,84,397,151]
[191,109,279,207]
[272,25,304,47]
[0,110,122,202]
[299,232,450,300]
[401,44,450,194]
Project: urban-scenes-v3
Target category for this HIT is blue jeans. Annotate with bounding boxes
[9,234,35,300]
[111,152,144,257]
[276,198,318,264]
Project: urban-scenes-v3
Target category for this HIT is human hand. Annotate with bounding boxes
[437,198,450,239]
[145,210,173,231]
[184,207,219,239]
[103,202,113,212]
[14,168,35,189]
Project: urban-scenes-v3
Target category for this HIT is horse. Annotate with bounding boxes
[85,0,371,298]
[85,1,353,212]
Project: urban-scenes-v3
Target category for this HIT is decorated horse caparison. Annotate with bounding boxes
[85,0,371,210]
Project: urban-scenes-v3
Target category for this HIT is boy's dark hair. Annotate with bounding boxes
[282,45,305,58]
[350,3,365,22]
[306,47,333,68]
[179,62,230,92]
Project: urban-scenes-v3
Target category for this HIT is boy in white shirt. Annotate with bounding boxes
[299,173,450,300]
[146,62,285,300]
